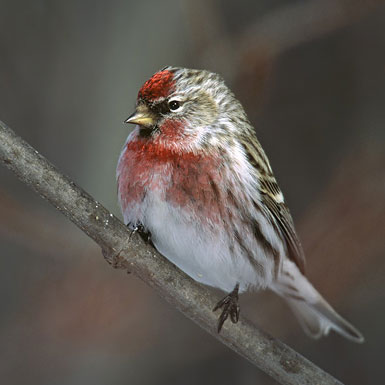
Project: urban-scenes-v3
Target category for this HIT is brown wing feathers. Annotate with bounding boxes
[241,137,306,274]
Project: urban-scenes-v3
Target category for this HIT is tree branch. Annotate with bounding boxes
[0,120,343,385]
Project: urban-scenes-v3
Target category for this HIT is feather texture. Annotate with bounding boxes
[117,67,363,342]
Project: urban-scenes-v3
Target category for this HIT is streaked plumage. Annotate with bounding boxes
[117,66,364,342]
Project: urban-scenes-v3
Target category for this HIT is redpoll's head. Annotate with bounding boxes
[125,67,250,150]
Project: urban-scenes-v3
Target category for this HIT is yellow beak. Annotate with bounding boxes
[124,106,155,127]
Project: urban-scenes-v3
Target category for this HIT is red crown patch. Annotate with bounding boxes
[138,70,175,102]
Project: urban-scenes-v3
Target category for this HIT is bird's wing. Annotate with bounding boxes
[241,137,306,274]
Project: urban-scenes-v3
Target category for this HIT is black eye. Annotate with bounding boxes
[168,100,180,111]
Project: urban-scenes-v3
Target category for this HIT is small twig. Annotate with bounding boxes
[0,120,343,385]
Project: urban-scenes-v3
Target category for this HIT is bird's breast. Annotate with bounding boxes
[117,136,225,225]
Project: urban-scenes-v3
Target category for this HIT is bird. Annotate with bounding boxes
[116,66,364,342]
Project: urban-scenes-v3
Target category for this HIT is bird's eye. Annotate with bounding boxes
[168,100,181,111]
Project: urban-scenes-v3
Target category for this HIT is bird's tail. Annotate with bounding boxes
[271,260,364,343]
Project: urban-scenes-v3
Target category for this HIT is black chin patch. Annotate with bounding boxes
[139,125,158,138]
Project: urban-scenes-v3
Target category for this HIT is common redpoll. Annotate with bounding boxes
[117,67,364,342]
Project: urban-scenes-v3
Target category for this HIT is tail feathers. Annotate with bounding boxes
[285,296,364,343]
[273,260,364,343]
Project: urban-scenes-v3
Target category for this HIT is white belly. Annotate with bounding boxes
[136,190,271,293]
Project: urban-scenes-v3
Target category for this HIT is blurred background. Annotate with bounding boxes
[1,0,384,384]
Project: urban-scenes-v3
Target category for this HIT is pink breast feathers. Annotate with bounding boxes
[117,137,225,224]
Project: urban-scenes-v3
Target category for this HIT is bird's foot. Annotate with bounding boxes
[128,224,139,240]
[213,283,240,333]
[128,224,153,246]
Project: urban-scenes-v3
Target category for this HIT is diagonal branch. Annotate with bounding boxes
[0,120,343,385]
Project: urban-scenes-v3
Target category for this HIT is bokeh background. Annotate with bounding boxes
[1,1,385,384]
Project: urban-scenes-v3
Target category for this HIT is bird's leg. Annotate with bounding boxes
[213,283,240,333]
[102,225,141,269]
[128,223,153,246]
[102,224,142,269]
[128,224,139,240]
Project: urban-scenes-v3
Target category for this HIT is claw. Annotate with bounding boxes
[128,223,153,246]
[230,303,240,323]
[213,283,240,333]
[128,225,139,240]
